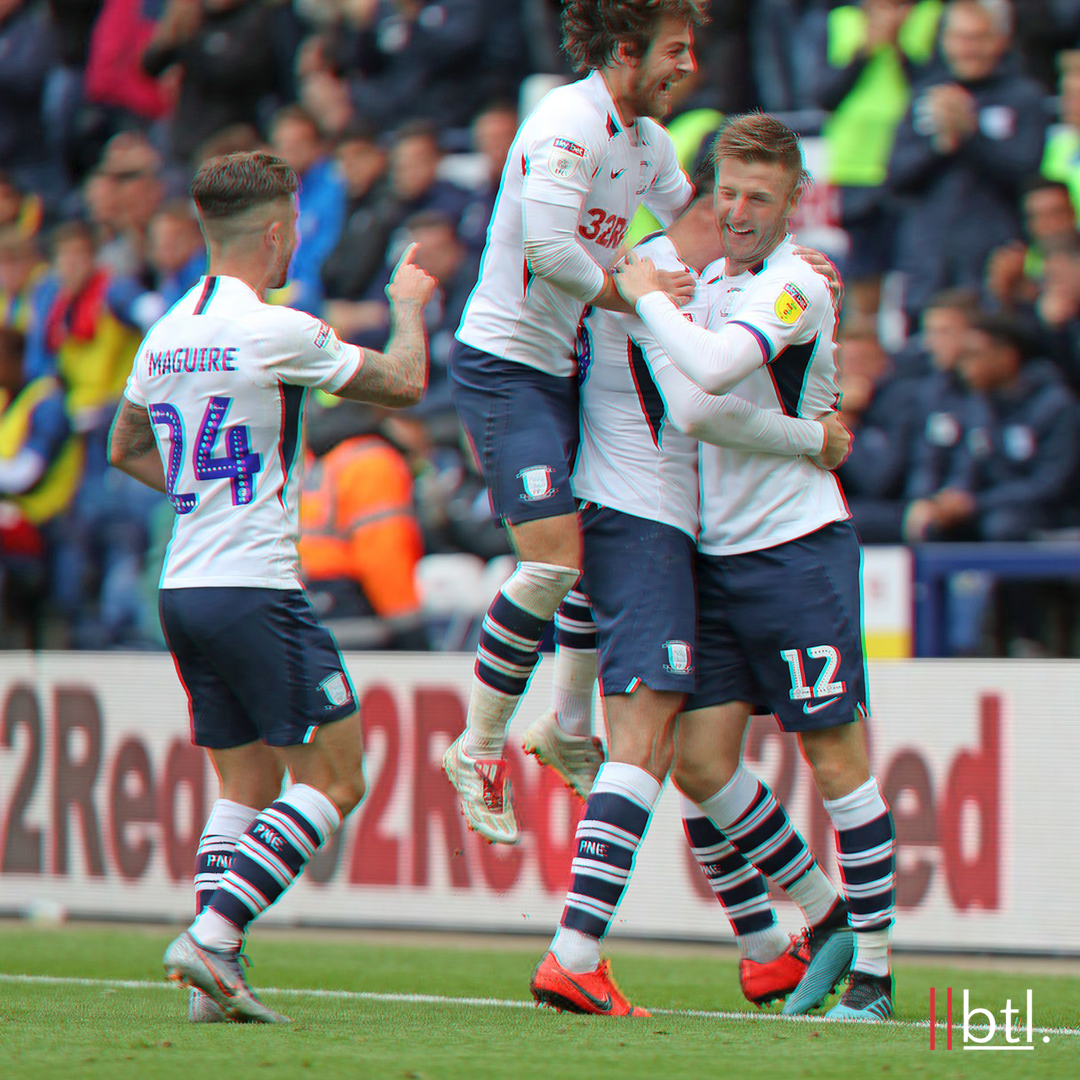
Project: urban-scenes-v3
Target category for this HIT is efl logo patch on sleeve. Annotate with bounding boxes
[774,281,809,324]
[314,321,332,348]
[550,137,587,179]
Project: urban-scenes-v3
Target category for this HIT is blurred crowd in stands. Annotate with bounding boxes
[3,0,1080,656]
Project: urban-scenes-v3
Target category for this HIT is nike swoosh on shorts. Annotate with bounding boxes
[803,697,839,714]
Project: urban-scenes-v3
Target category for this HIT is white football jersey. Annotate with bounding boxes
[123,275,362,589]
[457,70,692,377]
[697,236,848,554]
[573,233,700,537]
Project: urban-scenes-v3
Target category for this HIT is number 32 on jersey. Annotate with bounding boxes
[149,396,263,514]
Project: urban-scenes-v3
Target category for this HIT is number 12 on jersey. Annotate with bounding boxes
[149,396,263,514]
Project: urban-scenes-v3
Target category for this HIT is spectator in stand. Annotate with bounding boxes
[1029,237,1080,394]
[326,210,472,416]
[21,220,163,648]
[320,119,390,306]
[88,132,167,281]
[901,288,983,502]
[834,320,922,543]
[0,228,47,332]
[984,177,1080,315]
[0,0,63,212]
[0,325,83,647]
[1042,50,1080,215]
[298,399,427,651]
[326,0,488,135]
[806,0,943,319]
[886,0,1047,327]
[457,100,519,261]
[903,310,1080,655]
[296,50,356,141]
[386,119,472,225]
[267,104,346,315]
[83,0,175,136]
[141,0,299,169]
[111,199,206,332]
[321,120,470,305]
[23,221,141,427]
[902,312,1078,542]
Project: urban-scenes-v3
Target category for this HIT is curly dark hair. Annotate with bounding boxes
[190,151,299,220]
[561,0,709,73]
[709,112,811,189]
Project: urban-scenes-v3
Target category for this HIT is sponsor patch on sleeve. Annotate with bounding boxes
[549,137,587,179]
[774,281,810,324]
[314,319,346,359]
[554,137,587,157]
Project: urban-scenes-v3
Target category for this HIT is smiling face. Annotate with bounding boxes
[622,17,696,120]
[713,157,800,274]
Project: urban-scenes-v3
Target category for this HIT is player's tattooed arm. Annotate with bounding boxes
[335,243,436,408]
[108,399,167,492]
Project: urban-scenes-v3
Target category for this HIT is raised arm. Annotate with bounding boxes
[108,399,167,492]
[333,243,436,407]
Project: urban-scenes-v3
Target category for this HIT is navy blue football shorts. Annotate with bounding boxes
[580,503,698,696]
[450,341,579,525]
[160,587,358,749]
[687,520,869,731]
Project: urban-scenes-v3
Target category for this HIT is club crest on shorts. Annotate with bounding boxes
[518,465,556,501]
[318,671,352,709]
[662,639,693,674]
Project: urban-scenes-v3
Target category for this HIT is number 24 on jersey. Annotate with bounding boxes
[149,396,263,514]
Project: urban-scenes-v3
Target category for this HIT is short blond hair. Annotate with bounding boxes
[710,112,811,189]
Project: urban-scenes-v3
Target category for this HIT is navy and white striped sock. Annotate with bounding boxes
[193,799,258,914]
[699,765,839,927]
[191,784,341,950]
[552,762,661,971]
[680,795,786,961]
[466,562,578,757]
[825,777,895,977]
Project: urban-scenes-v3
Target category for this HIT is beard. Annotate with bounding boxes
[627,72,674,120]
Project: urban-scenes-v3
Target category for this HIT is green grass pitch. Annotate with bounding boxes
[1,923,1077,1080]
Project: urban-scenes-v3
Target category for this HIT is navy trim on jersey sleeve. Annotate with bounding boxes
[728,320,773,363]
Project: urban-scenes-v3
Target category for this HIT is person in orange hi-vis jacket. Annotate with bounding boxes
[299,398,427,651]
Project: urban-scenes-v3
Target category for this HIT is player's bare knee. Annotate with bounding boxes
[325,772,366,817]
[671,756,737,802]
[508,514,582,571]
